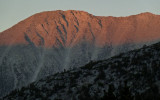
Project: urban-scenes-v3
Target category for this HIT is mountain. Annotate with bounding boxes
[0,11,160,47]
[2,41,160,100]
[0,10,160,97]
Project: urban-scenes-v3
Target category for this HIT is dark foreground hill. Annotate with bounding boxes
[2,41,160,100]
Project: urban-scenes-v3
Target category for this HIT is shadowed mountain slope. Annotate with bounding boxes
[2,40,160,100]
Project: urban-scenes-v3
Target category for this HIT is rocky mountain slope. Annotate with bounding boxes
[0,10,160,47]
[0,10,160,97]
[2,40,160,100]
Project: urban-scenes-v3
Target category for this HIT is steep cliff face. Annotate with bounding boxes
[0,10,160,47]
[0,10,160,97]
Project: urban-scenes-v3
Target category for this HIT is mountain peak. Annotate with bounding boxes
[137,12,156,16]
[31,10,92,18]
[0,10,160,47]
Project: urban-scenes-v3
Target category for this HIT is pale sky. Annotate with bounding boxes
[0,0,160,32]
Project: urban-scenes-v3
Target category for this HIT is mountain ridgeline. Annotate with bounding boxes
[0,10,160,97]
[2,39,160,100]
[1,11,160,46]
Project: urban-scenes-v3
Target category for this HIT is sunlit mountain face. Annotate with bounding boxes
[0,10,160,97]
[1,11,160,47]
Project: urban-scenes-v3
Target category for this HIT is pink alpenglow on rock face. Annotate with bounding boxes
[0,10,160,47]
